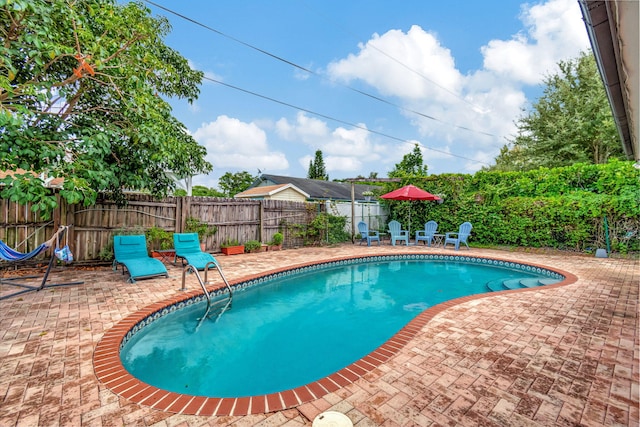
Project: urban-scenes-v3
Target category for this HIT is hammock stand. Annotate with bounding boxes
[0,225,84,301]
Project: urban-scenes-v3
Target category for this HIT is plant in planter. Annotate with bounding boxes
[362,190,374,202]
[185,216,217,250]
[145,226,173,258]
[220,238,244,255]
[244,239,262,253]
[268,232,284,251]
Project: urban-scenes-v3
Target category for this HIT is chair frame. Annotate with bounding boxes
[113,235,168,283]
[443,222,473,250]
[388,220,409,246]
[357,221,380,246]
[415,220,438,246]
[173,232,220,270]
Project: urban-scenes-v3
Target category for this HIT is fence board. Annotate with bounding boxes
[1,193,317,262]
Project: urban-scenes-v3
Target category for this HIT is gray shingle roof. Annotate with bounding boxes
[255,174,377,201]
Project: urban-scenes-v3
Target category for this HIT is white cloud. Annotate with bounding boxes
[275,112,329,143]
[188,102,200,113]
[192,115,289,175]
[327,25,462,102]
[277,112,388,172]
[323,0,589,174]
[481,0,590,84]
[187,59,223,83]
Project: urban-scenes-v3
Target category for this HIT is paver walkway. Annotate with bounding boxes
[0,245,638,426]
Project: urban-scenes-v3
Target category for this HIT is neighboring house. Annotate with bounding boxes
[0,169,64,188]
[240,174,388,233]
[247,174,377,202]
[234,183,309,202]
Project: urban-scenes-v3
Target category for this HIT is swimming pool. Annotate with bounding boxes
[95,254,572,416]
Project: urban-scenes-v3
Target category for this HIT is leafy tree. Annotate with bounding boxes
[491,51,622,171]
[219,171,255,196]
[307,150,328,180]
[388,143,429,179]
[192,185,224,197]
[0,0,211,215]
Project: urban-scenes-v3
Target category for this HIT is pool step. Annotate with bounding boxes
[485,277,561,292]
[538,278,561,285]
[485,279,509,292]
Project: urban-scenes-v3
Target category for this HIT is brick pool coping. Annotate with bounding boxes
[93,253,578,416]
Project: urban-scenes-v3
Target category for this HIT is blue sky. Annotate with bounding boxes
[141,0,591,190]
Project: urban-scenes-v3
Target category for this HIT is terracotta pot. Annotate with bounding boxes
[221,245,244,255]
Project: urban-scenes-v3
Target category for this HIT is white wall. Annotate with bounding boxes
[325,200,389,234]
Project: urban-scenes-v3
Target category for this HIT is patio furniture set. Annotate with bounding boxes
[358,220,472,250]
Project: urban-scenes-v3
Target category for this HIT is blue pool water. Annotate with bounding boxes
[121,257,562,397]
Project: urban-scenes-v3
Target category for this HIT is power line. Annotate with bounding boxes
[202,75,490,166]
[301,0,489,113]
[144,0,501,139]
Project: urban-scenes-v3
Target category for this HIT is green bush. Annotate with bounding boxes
[383,160,639,253]
[244,240,262,252]
[297,212,350,245]
[270,232,284,246]
[145,226,173,251]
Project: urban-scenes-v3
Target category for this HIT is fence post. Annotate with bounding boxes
[182,196,191,232]
[259,200,264,242]
[351,182,355,243]
[175,196,183,232]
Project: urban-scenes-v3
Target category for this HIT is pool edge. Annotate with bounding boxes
[93,253,578,416]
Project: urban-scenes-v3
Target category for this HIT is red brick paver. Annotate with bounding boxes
[1,245,638,426]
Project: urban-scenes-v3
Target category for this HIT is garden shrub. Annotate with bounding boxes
[383,160,639,253]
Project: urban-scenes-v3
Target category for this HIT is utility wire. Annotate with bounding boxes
[203,75,490,166]
[301,0,488,113]
[144,0,501,139]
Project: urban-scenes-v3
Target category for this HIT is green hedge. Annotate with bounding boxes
[384,160,639,253]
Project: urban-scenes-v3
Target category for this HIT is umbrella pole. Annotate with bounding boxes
[408,202,411,244]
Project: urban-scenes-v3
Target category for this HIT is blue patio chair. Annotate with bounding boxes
[388,220,409,246]
[443,222,473,250]
[415,220,438,246]
[357,221,380,246]
[113,235,168,283]
[173,232,220,270]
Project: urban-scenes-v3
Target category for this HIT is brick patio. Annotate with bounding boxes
[1,244,638,426]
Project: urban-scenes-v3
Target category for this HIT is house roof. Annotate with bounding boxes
[579,0,639,162]
[235,183,310,199]
[0,169,65,188]
[255,174,377,201]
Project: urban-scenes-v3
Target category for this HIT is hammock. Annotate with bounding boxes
[0,226,83,300]
[0,240,51,262]
[0,228,59,262]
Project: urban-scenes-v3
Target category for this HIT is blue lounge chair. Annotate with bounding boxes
[443,222,473,250]
[388,220,409,246]
[113,235,168,283]
[357,221,380,246]
[173,233,219,270]
[415,220,438,246]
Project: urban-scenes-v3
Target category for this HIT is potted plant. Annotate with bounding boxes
[362,190,374,202]
[145,226,174,259]
[268,232,284,251]
[220,238,244,255]
[185,216,217,251]
[244,239,262,253]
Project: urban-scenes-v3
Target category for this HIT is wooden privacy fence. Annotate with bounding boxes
[0,194,320,262]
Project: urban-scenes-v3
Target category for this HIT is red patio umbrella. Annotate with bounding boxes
[380,185,441,240]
